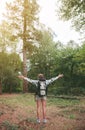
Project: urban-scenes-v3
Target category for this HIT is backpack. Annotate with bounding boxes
[36,80,47,97]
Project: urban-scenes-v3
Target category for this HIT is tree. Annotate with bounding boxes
[74,43,85,75]
[4,0,39,92]
[56,41,85,94]
[0,52,22,94]
[0,52,8,94]
[57,0,85,33]
[28,28,58,79]
[0,21,18,52]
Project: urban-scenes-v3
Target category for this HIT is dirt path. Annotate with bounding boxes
[0,94,85,130]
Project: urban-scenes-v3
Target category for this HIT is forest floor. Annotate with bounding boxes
[0,93,85,130]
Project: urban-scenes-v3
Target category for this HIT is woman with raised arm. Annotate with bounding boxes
[18,73,63,123]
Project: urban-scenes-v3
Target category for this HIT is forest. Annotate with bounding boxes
[0,0,85,96]
[0,0,85,130]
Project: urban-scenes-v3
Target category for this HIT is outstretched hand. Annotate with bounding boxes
[58,74,64,78]
[18,75,25,79]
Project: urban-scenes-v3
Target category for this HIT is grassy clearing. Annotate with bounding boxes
[0,94,81,112]
[48,97,80,107]
[0,94,85,130]
[47,96,85,121]
[0,93,35,108]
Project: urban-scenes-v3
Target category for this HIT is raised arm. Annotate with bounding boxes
[18,75,38,86]
[57,74,64,78]
[46,74,63,86]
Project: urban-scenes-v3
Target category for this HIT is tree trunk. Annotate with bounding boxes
[9,86,12,94]
[22,0,28,93]
[23,47,28,93]
[0,81,2,95]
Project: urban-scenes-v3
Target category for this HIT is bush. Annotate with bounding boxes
[48,85,69,95]
[69,87,85,96]
[48,84,85,96]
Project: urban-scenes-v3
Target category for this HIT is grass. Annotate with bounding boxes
[47,96,85,121]
[0,93,82,110]
[0,94,84,114]
[0,93,85,130]
[1,120,19,130]
[47,97,80,107]
[0,93,35,108]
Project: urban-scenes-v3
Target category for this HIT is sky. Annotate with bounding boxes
[0,0,81,44]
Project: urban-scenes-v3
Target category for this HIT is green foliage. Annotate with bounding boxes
[74,43,85,75]
[48,97,79,107]
[26,38,85,96]
[0,52,22,93]
[28,28,59,79]
[70,87,85,96]
[57,0,85,32]
[4,0,39,92]
[2,121,19,130]
[48,42,85,96]
[0,94,35,107]
[4,0,39,48]
[0,0,85,95]
[0,21,18,52]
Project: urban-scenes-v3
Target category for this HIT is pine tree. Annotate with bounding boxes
[4,0,39,92]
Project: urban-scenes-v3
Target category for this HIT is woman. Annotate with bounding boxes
[18,73,63,123]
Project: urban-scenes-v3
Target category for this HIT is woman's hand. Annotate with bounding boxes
[58,74,64,78]
[18,75,25,79]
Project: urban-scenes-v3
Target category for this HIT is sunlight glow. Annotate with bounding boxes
[0,0,80,44]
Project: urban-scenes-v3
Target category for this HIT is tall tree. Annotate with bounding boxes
[29,28,59,78]
[0,20,17,52]
[57,0,85,33]
[4,0,39,92]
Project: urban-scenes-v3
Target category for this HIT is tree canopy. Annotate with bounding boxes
[57,0,85,33]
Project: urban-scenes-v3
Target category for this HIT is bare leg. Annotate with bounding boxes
[42,99,46,119]
[36,100,41,120]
